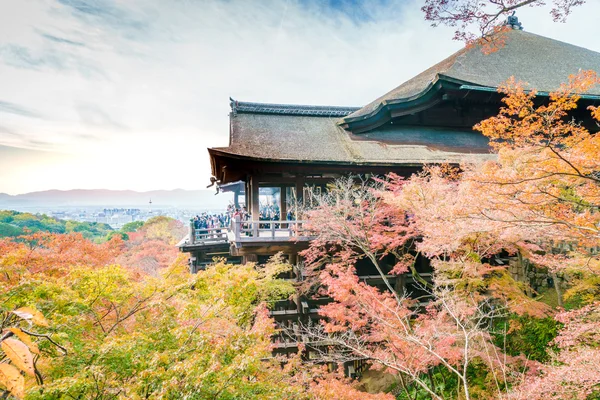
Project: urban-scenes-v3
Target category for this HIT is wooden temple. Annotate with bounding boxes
[180,24,600,368]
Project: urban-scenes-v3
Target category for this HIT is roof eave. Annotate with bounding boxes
[459,84,600,100]
[340,76,474,134]
[208,147,434,168]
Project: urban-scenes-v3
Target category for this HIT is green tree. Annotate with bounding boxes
[120,220,144,233]
[105,231,129,241]
[0,222,22,237]
[0,211,113,241]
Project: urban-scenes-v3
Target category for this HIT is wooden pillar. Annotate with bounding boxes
[189,220,195,244]
[244,180,250,210]
[195,251,206,273]
[280,186,287,222]
[243,254,258,264]
[234,215,241,242]
[189,254,197,273]
[295,175,305,220]
[394,274,406,297]
[250,175,260,221]
[287,253,297,279]
[234,190,240,209]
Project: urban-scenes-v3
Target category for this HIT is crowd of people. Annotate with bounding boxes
[228,204,250,221]
[192,212,230,232]
[228,203,294,222]
[258,204,280,221]
[191,202,297,236]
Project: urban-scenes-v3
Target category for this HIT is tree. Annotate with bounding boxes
[298,71,600,398]
[300,177,543,399]
[396,71,600,296]
[105,231,129,241]
[0,210,113,241]
[0,306,62,400]
[0,222,21,238]
[1,232,313,399]
[301,176,417,296]
[509,303,600,399]
[138,216,186,245]
[119,220,144,233]
[393,71,600,397]
[422,0,586,45]
[116,217,186,275]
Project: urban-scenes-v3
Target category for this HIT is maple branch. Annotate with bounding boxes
[21,328,68,355]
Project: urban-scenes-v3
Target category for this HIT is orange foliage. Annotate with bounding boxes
[311,373,394,400]
[0,232,124,289]
[116,216,186,275]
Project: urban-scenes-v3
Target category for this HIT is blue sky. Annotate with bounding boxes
[1,0,599,194]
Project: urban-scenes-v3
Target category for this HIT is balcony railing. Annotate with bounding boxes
[187,216,313,247]
[229,217,312,244]
[188,226,229,245]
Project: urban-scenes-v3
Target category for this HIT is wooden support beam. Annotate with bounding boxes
[394,273,406,297]
[244,179,250,210]
[250,175,260,221]
[257,177,335,185]
[295,175,305,220]
[280,186,287,222]
[189,221,195,244]
[288,253,298,279]
[231,243,310,256]
[289,253,298,265]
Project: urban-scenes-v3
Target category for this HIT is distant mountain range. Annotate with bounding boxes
[0,189,232,209]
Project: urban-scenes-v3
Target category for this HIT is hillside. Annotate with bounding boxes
[0,210,113,240]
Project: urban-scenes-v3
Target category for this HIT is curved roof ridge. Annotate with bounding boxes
[344,45,470,121]
[344,29,600,124]
[229,98,359,117]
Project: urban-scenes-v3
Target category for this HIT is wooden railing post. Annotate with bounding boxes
[271,221,275,238]
[189,221,195,244]
[234,215,241,242]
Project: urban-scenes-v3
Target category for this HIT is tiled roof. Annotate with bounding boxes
[213,112,494,165]
[344,29,600,121]
[229,98,359,117]
[211,30,598,166]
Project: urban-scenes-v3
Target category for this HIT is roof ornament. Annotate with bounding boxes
[207,176,220,194]
[505,11,523,30]
[229,97,238,116]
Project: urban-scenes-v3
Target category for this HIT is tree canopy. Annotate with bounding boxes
[297,71,600,399]
[0,211,113,242]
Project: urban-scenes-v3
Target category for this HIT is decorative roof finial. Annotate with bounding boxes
[229,97,238,116]
[505,11,523,30]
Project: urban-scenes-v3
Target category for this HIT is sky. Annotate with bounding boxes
[1,0,599,195]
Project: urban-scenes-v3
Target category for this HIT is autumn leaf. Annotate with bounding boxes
[12,307,49,327]
[0,363,25,399]
[6,328,40,355]
[1,338,35,376]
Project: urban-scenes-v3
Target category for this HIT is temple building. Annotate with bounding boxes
[180,24,600,364]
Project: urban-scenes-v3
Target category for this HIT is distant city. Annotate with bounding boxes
[43,206,228,229]
[0,189,234,229]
